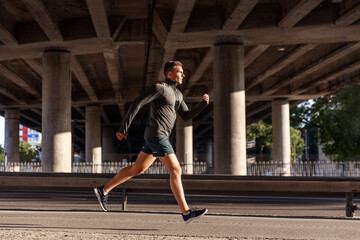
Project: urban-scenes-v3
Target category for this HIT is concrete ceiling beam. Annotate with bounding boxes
[0,63,40,97]
[0,7,18,45]
[100,105,110,125]
[0,38,145,61]
[152,11,167,46]
[263,42,360,96]
[246,44,317,90]
[0,23,18,45]
[71,56,98,102]
[278,0,324,28]
[103,50,123,102]
[244,45,270,68]
[246,102,271,118]
[86,0,111,38]
[222,0,259,30]
[185,0,258,98]
[156,0,196,81]
[0,87,26,105]
[293,60,360,95]
[335,3,360,26]
[23,58,42,76]
[112,17,126,41]
[170,0,196,33]
[246,94,329,102]
[183,47,214,97]
[73,107,85,119]
[20,113,40,126]
[169,24,360,49]
[22,0,63,41]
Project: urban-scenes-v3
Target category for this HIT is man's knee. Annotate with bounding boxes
[130,165,146,175]
[168,164,182,177]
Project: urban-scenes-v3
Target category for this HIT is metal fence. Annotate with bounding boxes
[1,161,360,177]
[248,161,360,177]
[0,161,209,174]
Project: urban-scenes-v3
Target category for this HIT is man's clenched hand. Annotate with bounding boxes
[201,94,209,104]
[116,131,128,141]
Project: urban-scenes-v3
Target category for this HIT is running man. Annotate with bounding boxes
[94,61,209,224]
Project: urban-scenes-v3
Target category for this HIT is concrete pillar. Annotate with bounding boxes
[213,36,247,175]
[4,109,20,171]
[205,138,214,173]
[176,118,193,174]
[42,50,72,172]
[102,126,114,162]
[272,99,291,176]
[86,105,102,173]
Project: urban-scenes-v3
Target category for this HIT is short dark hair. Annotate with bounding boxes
[164,61,182,76]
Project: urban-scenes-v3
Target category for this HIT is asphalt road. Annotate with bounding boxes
[0,190,359,239]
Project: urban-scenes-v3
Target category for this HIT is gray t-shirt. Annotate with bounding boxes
[119,78,207,139]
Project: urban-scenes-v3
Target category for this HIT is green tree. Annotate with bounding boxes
[311,85,360,161]
[290,103,319,161]
[19,141,36,162]
[0,144,4,162]
[290,101,313,128]
[247,120,304,162]
[247,120,273,162]
[290,127,305,161]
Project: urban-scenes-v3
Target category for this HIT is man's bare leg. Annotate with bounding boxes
[104,152,156,193]
[159,154,190,214]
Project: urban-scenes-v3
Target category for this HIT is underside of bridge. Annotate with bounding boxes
[0,0,360,155]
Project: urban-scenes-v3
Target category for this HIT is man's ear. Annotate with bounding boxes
[166,71,172,79]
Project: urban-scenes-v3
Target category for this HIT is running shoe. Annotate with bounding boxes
[182,208,208,224]
[94,186,108,211]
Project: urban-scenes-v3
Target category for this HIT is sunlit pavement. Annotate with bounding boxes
[0,190,359,239]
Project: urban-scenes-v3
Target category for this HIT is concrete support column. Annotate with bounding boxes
[205,138,214,173]
[4,109,20,171]
[102,126,114,162]
[176,118,193,174]
[42,50,72,172]
[213,36,247,175]
[272,99,291,176]
[86,105,102,173]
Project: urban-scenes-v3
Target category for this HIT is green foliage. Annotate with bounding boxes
[311,85,360,161]
[247,120,273,162]
[247,120,273,149]
[290,127,305,161]
[19,141,36,162]
[290,101,313,128]
[0,142,41,163]
[247,120,304,162]
[290,104,319,161]
[0,144,3,162]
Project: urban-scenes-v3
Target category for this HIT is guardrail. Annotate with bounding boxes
[0,172,359,217]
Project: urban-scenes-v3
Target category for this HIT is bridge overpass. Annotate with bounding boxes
[1,0,360,174]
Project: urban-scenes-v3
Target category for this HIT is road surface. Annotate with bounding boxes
[0,190,359,239]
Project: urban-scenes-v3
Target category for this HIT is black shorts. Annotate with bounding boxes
[141,137,175,157]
